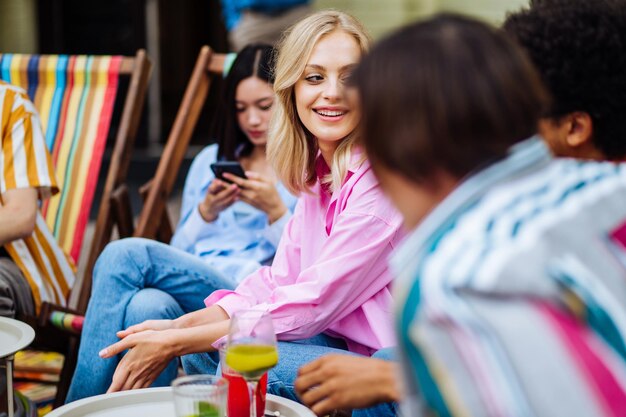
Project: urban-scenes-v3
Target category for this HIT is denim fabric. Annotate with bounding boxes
[66,238,236,402]
[268,342,398,417]
[352,347,399,417]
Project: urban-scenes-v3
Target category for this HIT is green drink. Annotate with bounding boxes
[184,401,220,417]
[225,344,279,380]
[172,375,228,417]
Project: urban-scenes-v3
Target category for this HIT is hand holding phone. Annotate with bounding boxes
[210,161,247,183]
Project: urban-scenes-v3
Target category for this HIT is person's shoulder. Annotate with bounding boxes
[193,143,219,164]
[455,158,626,240]
[0,81,36,114]
[343,161,402,225]
[186,143,219,183]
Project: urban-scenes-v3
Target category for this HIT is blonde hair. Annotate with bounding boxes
[267,10,371,195]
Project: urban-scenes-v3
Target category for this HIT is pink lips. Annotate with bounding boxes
[247,130,265,139]
[313,107,348,122]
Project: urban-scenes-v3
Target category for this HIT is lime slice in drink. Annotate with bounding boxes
[184,401,220,417]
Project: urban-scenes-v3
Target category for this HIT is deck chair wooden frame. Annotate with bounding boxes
[124,46,226,242]
[1,50,151,407]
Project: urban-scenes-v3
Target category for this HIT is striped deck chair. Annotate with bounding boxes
[0,51,151,407]
[131,46,227,241]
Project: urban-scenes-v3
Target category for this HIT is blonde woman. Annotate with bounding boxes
[97,10,403,405]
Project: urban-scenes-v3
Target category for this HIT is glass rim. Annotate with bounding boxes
[172,374,229,390]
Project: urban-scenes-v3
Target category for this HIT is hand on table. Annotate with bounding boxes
[294,355,401,416]
[223,171,287,224]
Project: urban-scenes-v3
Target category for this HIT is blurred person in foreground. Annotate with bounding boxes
[297,13,626,417]
[504,0,626,161]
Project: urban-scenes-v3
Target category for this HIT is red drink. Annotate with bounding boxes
[222,371,267,417]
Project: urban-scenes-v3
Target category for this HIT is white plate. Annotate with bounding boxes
[0,316,35,358]
[46,387,315,417]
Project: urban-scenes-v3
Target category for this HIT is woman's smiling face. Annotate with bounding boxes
[294,30,362,154]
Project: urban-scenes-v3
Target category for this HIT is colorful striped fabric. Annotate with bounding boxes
[391,138,626,417]
[1,81,75,311]
[0,53,122,264]
[49,310,84,333]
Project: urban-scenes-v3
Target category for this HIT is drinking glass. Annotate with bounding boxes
[219,345,268,417]
[225,309,278,417]
[172,374,228,417]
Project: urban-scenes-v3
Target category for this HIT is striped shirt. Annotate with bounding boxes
[1,81,75,313]
[391,137,626,417]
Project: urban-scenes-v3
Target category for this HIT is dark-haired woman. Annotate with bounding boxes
[66,44,297,402]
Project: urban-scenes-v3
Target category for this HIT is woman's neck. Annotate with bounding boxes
[248,144,266,161]
[318,141,339,168]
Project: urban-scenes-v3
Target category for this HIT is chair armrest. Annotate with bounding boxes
[39,302,84,335]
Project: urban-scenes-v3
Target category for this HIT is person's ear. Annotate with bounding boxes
[564,111,593,148]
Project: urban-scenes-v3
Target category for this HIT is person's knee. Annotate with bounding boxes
[125,288,181,325]
[93,238,152,286]
[372,347,397,362]
[267,373,299,402]
[181,352,219,377]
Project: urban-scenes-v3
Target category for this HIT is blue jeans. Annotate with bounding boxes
[353,348,399,417]
[66,238,236,402]
[269,345,398,417]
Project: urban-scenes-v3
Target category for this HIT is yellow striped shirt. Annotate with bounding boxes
[0,81,76,313]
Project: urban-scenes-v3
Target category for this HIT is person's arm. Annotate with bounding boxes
[210,198,401,341]
[223,171,288,224]
[1,91,56,246]
[103,319,231,392]
[170,145,232,250]
[97,201,309,393]
[0,188,38,245]
[114,303,230,339]
[222,171,295,248]
[101,305,232,392]
[295,355,402,416]
[262,209,292,249]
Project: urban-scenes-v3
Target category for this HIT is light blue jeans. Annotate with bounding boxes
[66,238,237,402]
[268,344,398,417]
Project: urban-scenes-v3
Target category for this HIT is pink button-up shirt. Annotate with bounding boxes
[206,151,404,355]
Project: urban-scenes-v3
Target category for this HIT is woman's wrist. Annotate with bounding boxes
[198,202,218,223]
[380,361,402,403]
[162,327,193,357]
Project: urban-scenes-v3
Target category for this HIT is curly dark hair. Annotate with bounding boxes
[504,0,626,159]
[354,14,548,183]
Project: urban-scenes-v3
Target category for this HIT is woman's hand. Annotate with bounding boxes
[295,355,402,416]
[222,171,287,223]
[198,179,240,222]
[100,329,178,392]
[116,319,177,339]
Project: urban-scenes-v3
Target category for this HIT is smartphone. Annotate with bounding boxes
[210,161,247,183]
